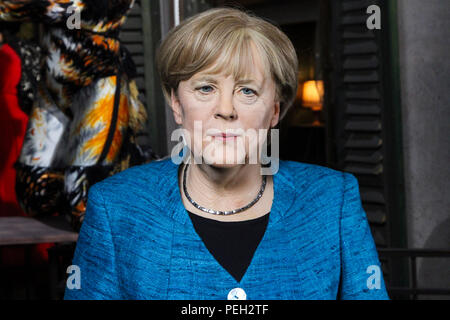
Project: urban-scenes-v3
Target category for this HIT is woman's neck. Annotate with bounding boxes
[185,159,265,211]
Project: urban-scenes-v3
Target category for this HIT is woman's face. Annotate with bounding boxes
[170,46,280,167]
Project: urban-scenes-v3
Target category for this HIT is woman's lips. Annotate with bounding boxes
[211,133,240,141]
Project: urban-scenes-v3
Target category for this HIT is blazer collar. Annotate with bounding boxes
[161,159,299,226]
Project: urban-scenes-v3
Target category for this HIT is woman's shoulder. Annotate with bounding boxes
[278,159,346,190]
[89,158,177,204]
[277,160,356,226]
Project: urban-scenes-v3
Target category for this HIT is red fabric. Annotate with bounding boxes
[0,44,26,217]
[0,43,53,266]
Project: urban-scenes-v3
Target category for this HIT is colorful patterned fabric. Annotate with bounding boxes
[6,37,42,115]
[0,0,152,230]
[0,41,53,266]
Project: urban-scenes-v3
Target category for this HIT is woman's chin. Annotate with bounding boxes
[201,154,248,168]
[209,162,241,169]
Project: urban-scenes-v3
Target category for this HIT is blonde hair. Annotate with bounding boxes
[156,7,298,120]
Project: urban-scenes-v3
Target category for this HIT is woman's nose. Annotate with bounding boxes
[214,93,237,120]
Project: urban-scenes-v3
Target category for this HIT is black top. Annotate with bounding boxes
[187,210,270,283]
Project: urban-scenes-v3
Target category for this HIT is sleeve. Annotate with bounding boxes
[63,183,122,300]
[0,0,80,23]
[338,172,390,300]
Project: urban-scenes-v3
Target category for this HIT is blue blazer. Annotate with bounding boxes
[64,158,389,300]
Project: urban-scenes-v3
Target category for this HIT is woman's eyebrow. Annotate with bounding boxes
[192,76,218,84]
[191,76,263,89]
[236,79,263,89]
[236,79,257,85]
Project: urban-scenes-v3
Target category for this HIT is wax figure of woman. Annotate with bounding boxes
[0,0,151,230]
[65,8,389,300]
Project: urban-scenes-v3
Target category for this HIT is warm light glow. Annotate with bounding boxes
[302,80,324,110]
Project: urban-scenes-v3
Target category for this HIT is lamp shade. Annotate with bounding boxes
[302,80,324,109]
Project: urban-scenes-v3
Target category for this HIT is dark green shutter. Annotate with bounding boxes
[120,1,146,97]
[327,0,408,290]
[120,0,168,157]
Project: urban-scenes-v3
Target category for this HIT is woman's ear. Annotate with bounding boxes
[170,89,183,125]
[270,101,280,128]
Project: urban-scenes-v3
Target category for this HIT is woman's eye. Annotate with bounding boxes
[240,87,256,96]
[198,85,214,93]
